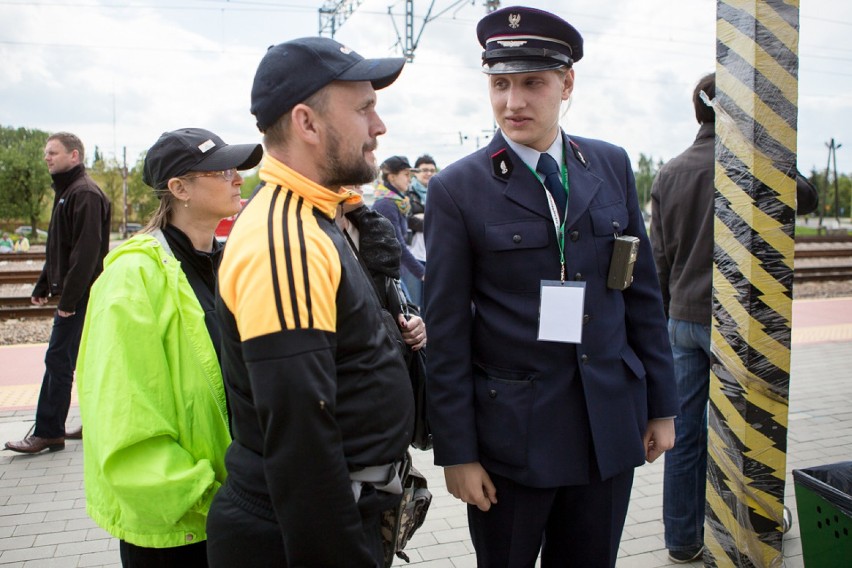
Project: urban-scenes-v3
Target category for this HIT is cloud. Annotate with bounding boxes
[0,0,849,174]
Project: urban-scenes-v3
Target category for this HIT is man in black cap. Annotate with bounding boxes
[206,38,414,567]
[424,6,677,566]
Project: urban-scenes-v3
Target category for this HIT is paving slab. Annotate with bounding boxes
[2,297,851,566]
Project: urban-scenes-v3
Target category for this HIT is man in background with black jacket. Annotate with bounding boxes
[6,132,111,454]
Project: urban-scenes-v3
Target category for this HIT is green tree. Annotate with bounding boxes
[240,169,261,198]
[828,173,851,219]
[88,152,159,233]
[634,153,662,214]
[128,152,158,226]
[809,168,851,222]
[88,155,126,232]
[0,126,52,240]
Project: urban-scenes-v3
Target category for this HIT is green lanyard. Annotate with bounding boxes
[525,151,570,281]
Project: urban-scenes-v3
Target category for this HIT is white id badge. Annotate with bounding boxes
[538,280,586,343]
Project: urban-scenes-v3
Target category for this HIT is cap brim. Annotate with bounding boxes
[482,60,568,75]
[194,143,264,172]
[338,57,406,90]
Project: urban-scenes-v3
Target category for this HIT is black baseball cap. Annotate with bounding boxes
[477,6,583,75]
[380,155,412,174]
[143,128,263,190]
[251,37,406,131]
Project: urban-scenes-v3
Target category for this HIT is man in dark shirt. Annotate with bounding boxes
[206,38,413,567]
[651,73,818,563]
[6,132,111,454]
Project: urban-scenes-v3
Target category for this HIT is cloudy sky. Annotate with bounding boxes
[1,0,850,177]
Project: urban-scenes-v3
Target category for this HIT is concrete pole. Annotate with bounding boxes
[706,1,799,566]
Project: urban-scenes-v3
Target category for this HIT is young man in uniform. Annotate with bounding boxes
[424,7,678,566]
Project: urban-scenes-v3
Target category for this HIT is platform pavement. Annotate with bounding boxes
[1,298,851,567]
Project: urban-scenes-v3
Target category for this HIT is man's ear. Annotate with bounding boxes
[290,103,322,145]
[562,68,575,101]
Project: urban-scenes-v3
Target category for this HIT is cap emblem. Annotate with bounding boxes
[339,45,353,55]
[508,13,521,29]
[497,40,527,47]
[198,139,216,153]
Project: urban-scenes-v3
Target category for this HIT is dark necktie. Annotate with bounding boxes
[537,152,566,216]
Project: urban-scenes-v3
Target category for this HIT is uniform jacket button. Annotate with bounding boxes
[489,389,497,398]
[583,314,590,324]
[574,272,583,281]
[612,221,621,231]
[512,234,522,243]
[581,354,589,364]
[569,230,579,242]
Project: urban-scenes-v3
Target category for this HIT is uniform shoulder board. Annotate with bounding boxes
[569,140,589,168]
[490,148,513,180]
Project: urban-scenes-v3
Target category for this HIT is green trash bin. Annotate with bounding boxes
[793,462,852,567]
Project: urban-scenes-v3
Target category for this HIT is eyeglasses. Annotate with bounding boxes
[418,167,437,174]
[185,168,238,182]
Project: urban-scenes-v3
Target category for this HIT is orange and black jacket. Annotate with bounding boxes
[216,155,413,565]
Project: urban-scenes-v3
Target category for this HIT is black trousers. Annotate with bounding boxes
[119,540,208,568]
[34,301,87,439]
[207,483,396,567]
[468,468,634,568]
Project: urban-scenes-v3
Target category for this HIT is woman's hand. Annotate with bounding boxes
[398,314,427,351]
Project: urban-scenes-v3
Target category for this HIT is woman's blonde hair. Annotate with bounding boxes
[142,181,184,233]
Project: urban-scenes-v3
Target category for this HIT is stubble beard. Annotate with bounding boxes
[321,129,378,189]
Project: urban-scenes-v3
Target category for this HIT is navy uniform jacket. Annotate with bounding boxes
[424,130,677,488]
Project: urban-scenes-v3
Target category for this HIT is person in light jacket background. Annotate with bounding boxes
[373,155,426,300]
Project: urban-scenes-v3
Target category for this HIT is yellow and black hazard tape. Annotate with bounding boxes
[706,0,800,566]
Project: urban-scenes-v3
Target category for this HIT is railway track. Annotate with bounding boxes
[793,265,852,282]
[0,270,43,285]
[0,305,56,320]
[794,247,852,259]
[0,296,58,320]
[0,236,849,319]
[0,251,46,262]
[1,296,58,307]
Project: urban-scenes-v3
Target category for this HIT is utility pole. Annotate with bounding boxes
[318,0,364,37]
[821,138,843,228]
[388,0,498,62]
[122,146,128,240]
[318,1,500,60]
[826,138,843,225]
[706,1,799,565]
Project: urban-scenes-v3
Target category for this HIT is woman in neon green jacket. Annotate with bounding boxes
[77,128,262,568]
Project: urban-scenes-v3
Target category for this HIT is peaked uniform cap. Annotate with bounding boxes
[477,6,583,74]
